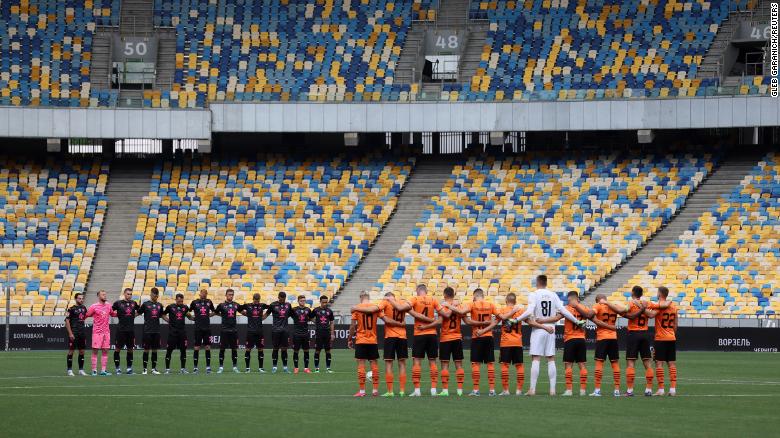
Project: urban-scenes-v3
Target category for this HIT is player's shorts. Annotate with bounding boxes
[271,330,289,349]
[626,330,652,360]
[193,328,211,347]
[142,332,161,350]
[470,337,495,363]
[563,338,587,363]
[220,331,238,349]
[315,330,332,350]
[653,340,677,362]
[595,339,619,362]
[499,346,523,364]
[529,329,556,357]
[354,343,380,360]
[439,339,464,362]
[91,332,110,349]
[167,331,187,350]
[245,331,264,349]
[115,330,135,349]
[68,333,86,350]
[412,334,438,359]
[292,334,309,350]
[383,337,409,360]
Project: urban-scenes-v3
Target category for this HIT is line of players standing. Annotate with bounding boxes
[64,287,335,376]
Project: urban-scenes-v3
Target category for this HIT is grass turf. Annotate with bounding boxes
[0,351,778,437]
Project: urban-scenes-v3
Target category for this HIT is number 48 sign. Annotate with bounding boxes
[426,30,464,55]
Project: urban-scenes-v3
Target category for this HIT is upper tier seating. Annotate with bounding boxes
[372,152,714,305]
[0,0,119,107]
[123,153,413,305]
[0,158,108,316]
[612,153,780,318]
[438,0,758,101]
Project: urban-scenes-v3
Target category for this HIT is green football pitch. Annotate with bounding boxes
[0,351,778,437]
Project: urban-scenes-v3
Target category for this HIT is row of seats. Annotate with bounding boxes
[613,152,780,318]
[371,152,714,306]
[0,0,119,107]
[0,158,108,316]
[122,153,414,304]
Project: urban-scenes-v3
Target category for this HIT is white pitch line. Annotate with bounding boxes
[0,380,354,390]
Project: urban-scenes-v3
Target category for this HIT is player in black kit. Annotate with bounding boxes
[189,288,215,373]
[265,291,294,373]
[312,295,335,373]
[239,293,268,373]
[163,293,189,374]
[65,292,87,376]
[291,295,313,374]
[112,288,139,374]
[216,288,241,373]
[138,287,164,374]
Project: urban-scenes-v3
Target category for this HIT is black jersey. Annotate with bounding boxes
[269,301,293,333]
[216,301,240,332]
[66,304,87,336]
[292,306,313,336]
[138,301,164,333]
[189,299,215,329]
[164,304,189,332]
[240,303,267,333]
[112,299,139,332]
[312,307,334,332]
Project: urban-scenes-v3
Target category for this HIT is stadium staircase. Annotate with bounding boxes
[583,151,764,305]
[332,156,456,316]
[117,0,156,106]
[90,30,113,91]
[85,161,152,303]
[154,29,177,91]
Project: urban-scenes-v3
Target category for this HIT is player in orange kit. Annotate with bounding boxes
[644,286,678,396]
[621,286,654,397]
[589,294,622,397]
[420,286,464,396]
[348,292,380,397]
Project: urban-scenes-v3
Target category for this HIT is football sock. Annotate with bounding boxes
[91,352,98,371]
[501,363,510,391]
[565,367,573,391]
[293,350,299,368]
[100,350,108,371]
[441,367,450,390]
[455,367,465,390]
[193,349,199,368]
[245,350,252,369]
[143,352,149,369]
[357,363,366,391]
[165,348,173,369]
[594,360,604,390]
[371,362,379,391]
[645,368,654,391]
[77,354,84,370]
[529,360,540,392]
[547,361,557,391]
[611,361,621,389]
[399,368,407,391]
[627,366,635,390]
[656,366,665,390]
[179,348,187,368]
[219,349,225,366]
[114,351,120,369]
[126,352,133,369]
[151,351,158,369]
[258,350,264,369]
[272,349,279,366]
[487,363,495,391]
[579,367,588,392]
[281,350,288,367]
[385,369,394,392]
[303,351,310,368]
[231,349,237,366]
[314,351,320,369]
[412,364,421,389]
[326,351,332,368]
[471,363,481,390]
[67,354,73,370]
[669,364,677,389]
[205,350,211,367]
[429,362,438,390]
[516,364,525,391]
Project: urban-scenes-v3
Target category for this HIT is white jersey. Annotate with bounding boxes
[518,288,579,326]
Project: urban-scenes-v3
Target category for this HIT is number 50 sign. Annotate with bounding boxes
[112,36,158,62]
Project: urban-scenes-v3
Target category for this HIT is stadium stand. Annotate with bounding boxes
[0,158,108,316]
[0,0,120,107]
[122,153,413,306]
[441,0,760,101]
[611,152,780,318]
[371,152,715,304]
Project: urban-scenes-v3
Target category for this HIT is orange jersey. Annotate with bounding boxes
[592,303,618,341]
[465,300,499,339]
[626,300,650,331]
[351,303,379,345]
[380,299,408,339]
[439,301,463,342]
[409,295,441,336]
[649,302,677,341]
[499,306,523,347]
[563,304,587,342]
